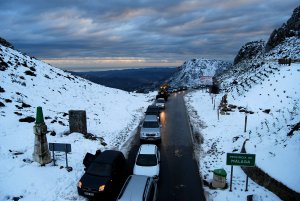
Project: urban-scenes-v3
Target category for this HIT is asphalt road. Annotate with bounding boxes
[127,91,206,201]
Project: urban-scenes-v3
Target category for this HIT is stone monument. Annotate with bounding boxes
[69,110,87,134]
[32,106,52,165]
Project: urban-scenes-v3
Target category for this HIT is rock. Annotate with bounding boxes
[262,109,271,114]
[50,131,56,136]
[0,86,5,93]
[0,37,14,49]
[266,6,300,51]
[233,41,265,65]
[19,116,35,123]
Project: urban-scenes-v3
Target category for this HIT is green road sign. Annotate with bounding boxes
[226,153,256,167]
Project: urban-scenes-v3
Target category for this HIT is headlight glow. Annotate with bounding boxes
[78,181,82,188]
[99,185,105,192]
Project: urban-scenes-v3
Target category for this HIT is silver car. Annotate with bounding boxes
[117,175,158,201]
[155,98,165,109]
[140,115,161,142]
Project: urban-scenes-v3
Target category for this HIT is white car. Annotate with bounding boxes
[155,98,165,109]
[133,144,160,181]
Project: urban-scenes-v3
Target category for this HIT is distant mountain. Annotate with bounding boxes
[167,58,232,87]
[72,67,177,92]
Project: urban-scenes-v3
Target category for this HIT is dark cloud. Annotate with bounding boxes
[0,0,299,70]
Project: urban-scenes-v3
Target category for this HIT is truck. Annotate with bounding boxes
[156,84,170,101]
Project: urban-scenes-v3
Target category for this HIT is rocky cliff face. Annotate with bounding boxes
[233,40,265,65]
[266,5,300,51]
[0,37,14,49]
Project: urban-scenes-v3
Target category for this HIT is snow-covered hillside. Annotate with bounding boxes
[186,60,300,200]
[182,8,300,199]
[0,44,152,201]
[168,58,232,87]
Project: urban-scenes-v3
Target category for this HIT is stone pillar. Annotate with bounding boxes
[33,106,52,165]
[69,110,87,134]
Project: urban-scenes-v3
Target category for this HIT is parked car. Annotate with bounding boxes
[155,98,165,109]
[117,175,158,201]
[77,150,128,199]
[133,144,160,181]
[145,105,160,117]
[140,115,161,143]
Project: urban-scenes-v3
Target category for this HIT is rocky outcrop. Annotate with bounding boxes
[0,37,14,49]
[266,5,300,51]
[233,41,265,65]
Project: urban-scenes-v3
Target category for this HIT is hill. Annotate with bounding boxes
[0,41,152,200]
[184,5,300,201]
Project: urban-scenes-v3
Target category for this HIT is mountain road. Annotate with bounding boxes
[127,91,206,201]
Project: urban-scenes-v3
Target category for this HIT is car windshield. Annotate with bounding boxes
[136,154,157,166]
[86,162,112,177]
[143,121,159,128]
[157,99,165,103]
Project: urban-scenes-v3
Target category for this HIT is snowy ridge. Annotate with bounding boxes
[0,44,152,201]
[183,35,300,200]
[266,36,300,60]
[168,58,232,87]
[185,60,300,200]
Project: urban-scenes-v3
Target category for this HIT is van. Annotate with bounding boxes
[77,150,128,199]
[117,175,158,201]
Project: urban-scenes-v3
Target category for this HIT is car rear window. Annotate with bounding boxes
[136,154,157,166]
[87,163,112,177]
[143,121,159,128]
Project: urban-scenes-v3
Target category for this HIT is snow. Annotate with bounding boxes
[185,62,300,200]
[1,34,300,201]
[0,45,153,201]
[168,58,232,87]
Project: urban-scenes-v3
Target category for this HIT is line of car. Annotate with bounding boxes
[77,98,166,201]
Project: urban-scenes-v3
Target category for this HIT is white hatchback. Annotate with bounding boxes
[133,144,160,181]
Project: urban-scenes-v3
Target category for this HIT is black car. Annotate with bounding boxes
[77,150,128,199]
[145,105,160,116]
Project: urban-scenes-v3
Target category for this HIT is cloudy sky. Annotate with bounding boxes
[0,0,299,71]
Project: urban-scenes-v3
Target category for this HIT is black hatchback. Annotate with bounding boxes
[77,150,128,199]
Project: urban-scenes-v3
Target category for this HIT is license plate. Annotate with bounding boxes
[148,137,155,141]
[84,192,94,196]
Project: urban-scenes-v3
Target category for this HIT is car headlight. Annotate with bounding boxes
[78,181,82,188]
[99,185,105,192]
